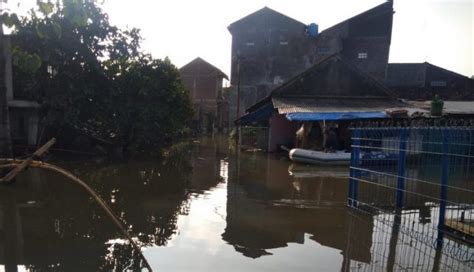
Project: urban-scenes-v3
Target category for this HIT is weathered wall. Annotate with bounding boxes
[386,63,474,100]
[180,58,228,132]
[229,9,312,115]
[268,112,296,152]
[228,3,394,123]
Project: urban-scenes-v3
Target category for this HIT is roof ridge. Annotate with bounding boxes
[180,57,228,79]
[228,6,306,32]
[319,1,393,36]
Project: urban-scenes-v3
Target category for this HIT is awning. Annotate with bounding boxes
[286,111,388,121]
[235,103,274,125]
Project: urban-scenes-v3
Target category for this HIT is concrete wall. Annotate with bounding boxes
[424,65,473,99]
[180,58,228,132]
[228,3,394,121]
[268,112,296,152]
[229,9,312,115]
[387,63,474,100]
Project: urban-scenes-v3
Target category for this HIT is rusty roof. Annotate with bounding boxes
[273,97,411,114]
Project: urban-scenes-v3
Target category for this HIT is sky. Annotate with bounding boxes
[3,0,474,79]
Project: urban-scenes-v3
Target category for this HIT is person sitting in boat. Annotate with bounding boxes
[295,122,313,149]
[323,126,338,152]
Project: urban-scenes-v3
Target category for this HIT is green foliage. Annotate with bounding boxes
[2,12,20,28]
[38,2,54,16]
[11,47,42,73]
[9,0,193,155]
[102,56,193,154]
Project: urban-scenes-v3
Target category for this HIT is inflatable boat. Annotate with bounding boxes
[288,148,398,166]
[289,148,352,165]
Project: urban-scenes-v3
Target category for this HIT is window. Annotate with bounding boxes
[279,41,288,46]
[246,42,255,46]
[316,47,331,54]
[358,52,368,59]
[430,81,447,87]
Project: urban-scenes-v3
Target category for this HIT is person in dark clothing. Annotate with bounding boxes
[323,126,338,152]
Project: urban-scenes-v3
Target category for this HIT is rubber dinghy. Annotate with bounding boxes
[289,148,352,165]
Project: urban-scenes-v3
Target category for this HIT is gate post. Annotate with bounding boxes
[349,128,361,207]
[437,128,449,249]
[396,128,408,209]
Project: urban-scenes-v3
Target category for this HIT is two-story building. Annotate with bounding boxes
[179,57,229,133]
[227,2,394,122]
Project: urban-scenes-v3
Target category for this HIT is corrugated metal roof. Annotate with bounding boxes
[273,97,410,114]
[409,101,474,115]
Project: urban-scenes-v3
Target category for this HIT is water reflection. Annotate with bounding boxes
[0,137,226,271]
[224,151,373,264]
[0,136,471,271]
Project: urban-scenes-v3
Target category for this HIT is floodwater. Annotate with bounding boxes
[0,136,472,271]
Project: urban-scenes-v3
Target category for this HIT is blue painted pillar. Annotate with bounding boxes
[349,129,361,207]
[437,129,449,249]
[396,128,408,209]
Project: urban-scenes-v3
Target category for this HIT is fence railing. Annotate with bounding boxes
[240,126,269,151]
[348,127,474,269]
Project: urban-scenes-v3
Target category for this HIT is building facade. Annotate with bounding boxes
[386,62,474,100]
[237,55,410,152]
[227,2,394,122]
[179,57,229,133]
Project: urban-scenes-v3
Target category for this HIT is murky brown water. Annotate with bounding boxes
[0,136,472,271]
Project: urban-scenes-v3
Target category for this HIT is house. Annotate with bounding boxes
[386,62,474,100]
[227,2,394,122]
[3,35,40,146]
[236,54,411,152]
[179,57,229,133]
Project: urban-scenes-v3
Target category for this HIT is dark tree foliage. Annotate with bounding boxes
[9,0,192,154]
[106,56,193,153]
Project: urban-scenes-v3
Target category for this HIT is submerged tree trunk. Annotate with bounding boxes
[0,13,13,157]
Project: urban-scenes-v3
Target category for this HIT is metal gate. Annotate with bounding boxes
[348,127,474,270]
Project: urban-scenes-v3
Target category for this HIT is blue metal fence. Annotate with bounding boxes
[348,126,474,269]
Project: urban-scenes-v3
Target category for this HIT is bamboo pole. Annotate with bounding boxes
[0,158,154,271]
[0,138,56,183]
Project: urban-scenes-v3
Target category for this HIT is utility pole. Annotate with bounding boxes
[235,57,242,146]
[0,2,13,157]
